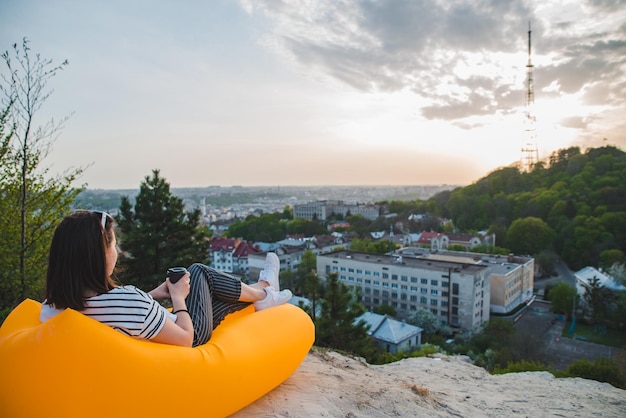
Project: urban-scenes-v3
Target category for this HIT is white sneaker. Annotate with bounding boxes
[258,252,280,290]
[254,287,292,311]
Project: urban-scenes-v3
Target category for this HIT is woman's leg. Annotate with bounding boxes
[186,263,251,346]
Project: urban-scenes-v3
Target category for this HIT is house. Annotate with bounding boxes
[208,237,258,278]
[574,266,626,304]
[357,311,423,354]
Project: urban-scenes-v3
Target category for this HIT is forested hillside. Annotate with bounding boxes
[431,146,626,270]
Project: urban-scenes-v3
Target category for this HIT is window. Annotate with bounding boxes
[373,272,380,277]
[391,274,398,280]
[382,272,389,279]
[340,275,346,280]
[401,285,407,290]
[382,282,389,288]
[401,275,408,282]
[453,283,459,295]
[365,279,371,285]
[411,277,418,283]
[431,280,438,286]
[401,294,407,300]
[365,270,372,276]
[391,283,398,289]
[442,281,449,288]
[430,299,438,306]
[340,267,346,272]
[410,295,417,302]
[421,288,428,294]
[382,291,389,297]
[348,268,354,273]
[410,286,418,292]
[391,292,398,298]
[431,289,438,295]
[420,278,428,284]
[420,297,427,304]
[357,278,363,283]
[373,290,380,296]
[373,281,380,287]
[357,269,363,274]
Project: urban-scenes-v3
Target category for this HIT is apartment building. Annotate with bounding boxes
[316,250,491,330]
[293,200,382,221]
[396,248,535,315]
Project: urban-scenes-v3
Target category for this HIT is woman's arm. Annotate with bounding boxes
[151,273,194,347]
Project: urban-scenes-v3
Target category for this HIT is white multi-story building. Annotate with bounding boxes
[316,250,491,330]
[293,200,382,221]
[395,248,535,315]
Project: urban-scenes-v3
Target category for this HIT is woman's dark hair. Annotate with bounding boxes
[44,211,117,310]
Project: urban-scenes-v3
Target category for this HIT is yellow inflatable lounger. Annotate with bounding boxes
[0,299,314,418]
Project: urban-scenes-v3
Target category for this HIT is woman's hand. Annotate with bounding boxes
[148,281,170,300]
[166,271,191,302]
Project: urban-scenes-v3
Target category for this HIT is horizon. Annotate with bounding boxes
[2,1,625,189]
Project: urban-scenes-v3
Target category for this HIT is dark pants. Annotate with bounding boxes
[186,263,250,347]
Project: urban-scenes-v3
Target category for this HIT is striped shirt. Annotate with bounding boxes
[40,286,176,340]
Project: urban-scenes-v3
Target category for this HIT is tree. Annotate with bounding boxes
[548,282,577,317]
[315,272,377,360]
[0,39,83,319]
[116,170,211,290]
[408,307,439,335]
[582,277,614,323]
[504,217,555,255]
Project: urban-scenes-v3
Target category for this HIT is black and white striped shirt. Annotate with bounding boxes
[41,286,176,340]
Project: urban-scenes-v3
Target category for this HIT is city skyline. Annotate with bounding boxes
[1,0,624,189]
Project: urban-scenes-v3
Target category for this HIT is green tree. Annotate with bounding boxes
[373,303,396,317]
[408,307,440,335]
[582,277,614,323]
[315,272,377,360]
[505,217,555,255]
[548,282,577,317]
[0,39,83,319]
[116,170,211,290]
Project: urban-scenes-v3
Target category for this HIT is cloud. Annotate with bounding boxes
[241,0,626,125]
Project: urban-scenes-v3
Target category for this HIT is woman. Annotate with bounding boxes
[40,210,292,347]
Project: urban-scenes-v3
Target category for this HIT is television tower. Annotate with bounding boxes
[521,21,538,171]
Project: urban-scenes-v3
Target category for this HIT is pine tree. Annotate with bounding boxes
[315,272,378,360]
[116,170,211,290]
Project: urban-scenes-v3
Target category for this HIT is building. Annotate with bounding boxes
[316,250,491,330]
[396,248,534,315]
[574,266,626,304]
[357,311,423,354]
[413,231,495,251]
[208,237,258,278]
[293,200,382,221]
[485,254,534,314]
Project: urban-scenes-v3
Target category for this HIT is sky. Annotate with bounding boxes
[1,0,625,189]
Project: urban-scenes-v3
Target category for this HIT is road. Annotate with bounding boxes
[533,257,577,292]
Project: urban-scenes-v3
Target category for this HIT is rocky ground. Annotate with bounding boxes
[233,348,626,418]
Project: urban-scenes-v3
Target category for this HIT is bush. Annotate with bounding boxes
[566,357,625,388]
[492,360,552,375]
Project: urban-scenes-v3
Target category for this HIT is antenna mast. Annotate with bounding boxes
[521,21,538,172]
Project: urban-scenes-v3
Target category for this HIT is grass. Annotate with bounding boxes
[562,320,626,349]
